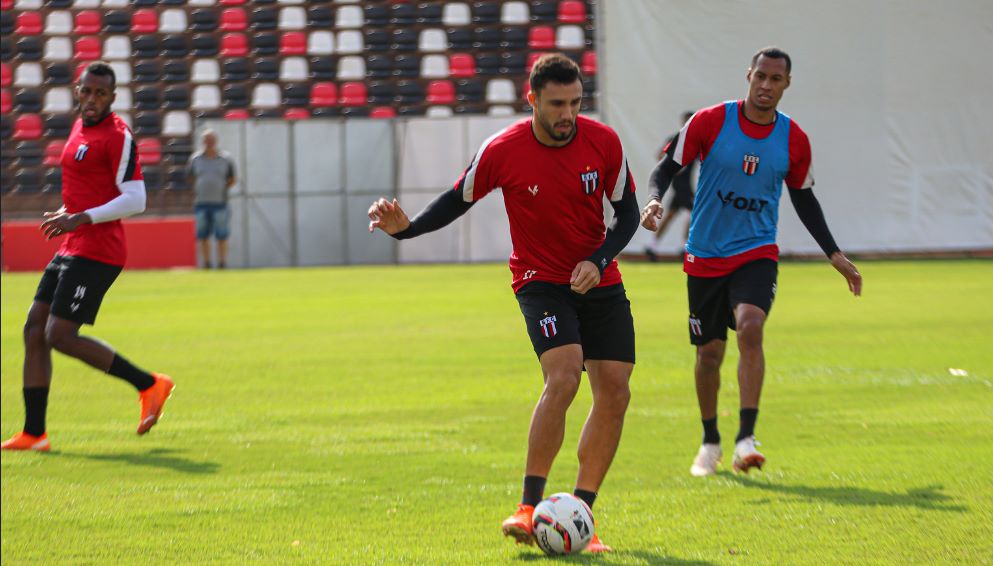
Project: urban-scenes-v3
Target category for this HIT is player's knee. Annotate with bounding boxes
[44,324,75,353]
[543,371,581,404]
[597,379,630,415]
[736,318,764,351]
[23,317,47,349]
[696,343,724,373]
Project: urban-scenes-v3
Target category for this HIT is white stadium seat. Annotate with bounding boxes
[14,63,43,87]
[162,111,193,136]
[251,83,281,109]
[102,36,131,60]
[278,7,306,30]
[501,2,530,25]
[336,56,365,81]
[336,30,363,54]
[420,55,449,79]
[485,79,517,104]
[556,25,585,50]
[159,9,188,34]
[307,31,335,55]
[192,86,221,111]
[45,11,72,35]
[442,3,471,26]
[43,37,73,61]
[418,29,447,53]
[43,87,73,113]
[279,57,307,82]
[192,59,220,83]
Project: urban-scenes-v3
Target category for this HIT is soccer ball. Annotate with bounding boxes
[531,493,595,555]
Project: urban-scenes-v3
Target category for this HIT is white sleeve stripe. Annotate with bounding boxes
[610,151,628,203]
[802,159,815,189]
[115,128,134,186]
[672,115,693,167]
[462,127,507,202]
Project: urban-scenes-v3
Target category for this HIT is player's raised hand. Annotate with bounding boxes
[570,260,601,295]
[367,198,410,235]
[640,199,664,231]
[830,252,862,296]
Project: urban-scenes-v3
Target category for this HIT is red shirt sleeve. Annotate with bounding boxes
[785,121,813,189]
[603,127,634,202]
[454,131,502,202]
[666,102,726,166]
[105,125,143,185]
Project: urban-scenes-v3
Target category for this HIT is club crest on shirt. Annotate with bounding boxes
[742,154,759,176]
[75,144,89,161]
[580,167,599,195]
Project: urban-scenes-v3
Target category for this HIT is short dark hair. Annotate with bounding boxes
[81,61,116,90]
[750,46,791,74]
[529,53,583,95]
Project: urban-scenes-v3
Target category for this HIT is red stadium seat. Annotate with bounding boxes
[581,51,597,76]
[219,8,247,32]
[224,109,250,120]
[1,63,11,87]
[1,89,11,114]
[310,82,337,107]
[370,106,396,119]
[279,32,306,56]
[449,54,476,78]
[1,0,13,10]
[74,11,101,35]
[131,10,158,34]
[219,0,246,5]
[137,138,162,165]
[528,26,555,50]
[284,108,309,120]
[14,114,43,140]
[220,34,248,58]
[16,12,44,35]
[74,37,102,61]
[44,140,66,166]
[558,1,587,23]
[339,82,367,106]
[426,80,455,104]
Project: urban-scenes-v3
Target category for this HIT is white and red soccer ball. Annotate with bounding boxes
[531,493,595,555]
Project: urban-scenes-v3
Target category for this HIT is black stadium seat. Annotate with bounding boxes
[44,168,62,193]
[251,7,278,30]
[17,37,43,61]
[163,60,190,82]
[132,35,160,59]
[364,30,391,52]
[142,166,161,190]
[393,54,420,78]
[474,27,501,50]
[418,3,443,24]
[1,11,15,35]
[223,84,249,108]
[456,78,484,102]
[160,35,189,58]
[192,34,219,58]
[367,80,395,105]
[14,89,42,113]
[191,10,219,32]
[364,4,389,26]
[395,80,424,105]
[45,62,72,85]
[252,58,278,81]
[446,28,472,50]
[134,61,161,83]
[391,3,417,25]
[308,57,335,81]
[15,141,44,167]
[501,52,527,74]
[391,29,418,51]
[502,26,528,49]
[282,83,309,107]
[163,85,190,109]
[476,53,500,76]
[308,6,334,27]
[472,1,501,24]
[44,113,72,138]
[14,168,43,193]
[103,11,131,33]
[366,55,393,79]
[222,58,250,82]
[531,1,558,22]
[134,86,162,110]
[252,33,279,56]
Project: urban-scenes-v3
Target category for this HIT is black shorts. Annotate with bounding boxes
[516,281,635,363]
[686,259,777,344]
[34,255,123,325]
[670,185,694,211]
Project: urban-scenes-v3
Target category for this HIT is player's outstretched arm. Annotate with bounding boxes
[368,189,474,240]
[368,198,410,235]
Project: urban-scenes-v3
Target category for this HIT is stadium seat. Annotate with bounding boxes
[582,75,596,98]
[308,56,335,80]
[18,37,44,61]
[364,29,390,52]
[446,28,473,50]
[282,83,308,106]
[366,80,394,104]
[284,108,309,120]
[44,140,65,166]
[14,141,44,168]
[189,0,218,5]
[102,10,130,33]
[14,113,42,139]
[222,84,249,108]
[163,60,190,82]
[370,106,396,119]
[337,30,363,54]
[131,9,158,34]
[335,5,363,28]
[0,11,12,35]
[501,52,527,74]
[472,2,500,24]
[278,7,306,30]
[161,35,190,58]
[163,138,191,165]
[473,27,501,50]
[364,54,390,79]
[393,54,420,78]
[0,115,10,139]
[141,166,161,190]
[14,88,41,113]
[280,32,307,56]
[397,105,423,117]
[134,86,161,110]
[581,51,597,76]
[418,3,443,24]
[253,33,279,56]
[191,10,219,31]
[137,138,162,165]
[111,87,131,112]
[426,105,454,118]
[501,1,529,24]
[310,82,337,106]
[71,0,99,6]
[16,11,43,35]
[165,166,188,190]
[131,35,159,59]
[442,3,471,26]
[279,57,307,81]
[222,58,249,81]
[502,26,528,49]
[338,82,366,106]
[488,104,515,117]
[224,109,250,120]
[426,80,455,105]
[395,80,424,105]
[109,61,131,85]
[73,10,100,34]
[220,8,247,31]
[191,85,221,111]
[390,2,416,25]
[251,83,280,108]
[558,0,587,23]
[485,78,516,103]
[556,25,586,49]
[449,54,475,78]
[14,62,43,87]
[133,61,161,83]
[192,59,220,83]
[102,36,130,60]
[1,89,10,114]
[45,11,72,34]
[421,54,449,79]
[220,0,246,5]
[162,111,192,136]
[101,0,129,7]
[336,56,365,80]
[419,29,447,53]
[44,62,71,85]
[391,28,418,51]
[529,26,555,49]
[220,34,249,58]
[0,63,10,87]
[253,58,279,81]
[1,40,14,63]
[476,53,500,76]
[251,7,278,30]
[362,3,388,26]
[74,37,101,61]
[308,31,335,55]
[531,1,557,22]
[43,87,72,113]
[14,168,43,193]
[192,34,219,58]
[41,38,71,62]
[308,6,334,27]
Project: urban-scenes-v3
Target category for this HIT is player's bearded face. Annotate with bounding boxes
[75,72,116,127]
[532,80,583,143]
[746,55,790,112]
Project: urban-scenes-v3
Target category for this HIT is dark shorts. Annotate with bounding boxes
[686,259,777,344]
[670,185,694,211]
[516,281,635,363]
[34,254,122,325]
[195,203,231,240]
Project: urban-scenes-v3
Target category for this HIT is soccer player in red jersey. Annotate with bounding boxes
[2,62,174,453]
[641,47,862,476]
[369,54,639,552]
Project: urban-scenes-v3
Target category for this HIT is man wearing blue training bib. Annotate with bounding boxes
[641,47,862,476]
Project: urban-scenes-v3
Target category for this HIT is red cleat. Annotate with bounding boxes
[586,533,612,553]
[137,373,175,435]
[1,431,50,452]
[501,503,535,545]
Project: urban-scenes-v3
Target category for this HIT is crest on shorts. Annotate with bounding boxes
[689,315,703,337]
[580,167,599,195]
[75,144,89,162]
[742,154,759,176]
[539,315,558,338]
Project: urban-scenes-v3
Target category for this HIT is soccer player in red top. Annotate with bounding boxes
[368,54,639,552]
[1,62,174,453]
[640,47,862,476]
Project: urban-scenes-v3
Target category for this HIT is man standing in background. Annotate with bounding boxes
[188,129,236,269]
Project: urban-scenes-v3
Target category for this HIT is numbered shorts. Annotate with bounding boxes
[195,203,231,240]
[686,258,777,345]
[34,254,122,325]
[515,281,635,363]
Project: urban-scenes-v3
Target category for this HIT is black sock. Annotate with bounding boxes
[522,475,547,507]
[23,387,50,436]
[573,488,597,509]
[108,354,155,391]
[702,417,720,445]
[736,408,759,442]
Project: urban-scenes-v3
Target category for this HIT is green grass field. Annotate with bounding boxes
[2,260,992,565]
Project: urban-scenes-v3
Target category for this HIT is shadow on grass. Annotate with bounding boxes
[52,447,220,475]
[515,549,714,565]
[721,472,966,512]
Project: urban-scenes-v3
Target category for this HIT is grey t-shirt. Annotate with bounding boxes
[188,152,235,205]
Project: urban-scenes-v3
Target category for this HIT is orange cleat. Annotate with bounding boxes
[137,373,175,435]
[1,431,50,452]
[501,503,535,545]
[586,533,612,553]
